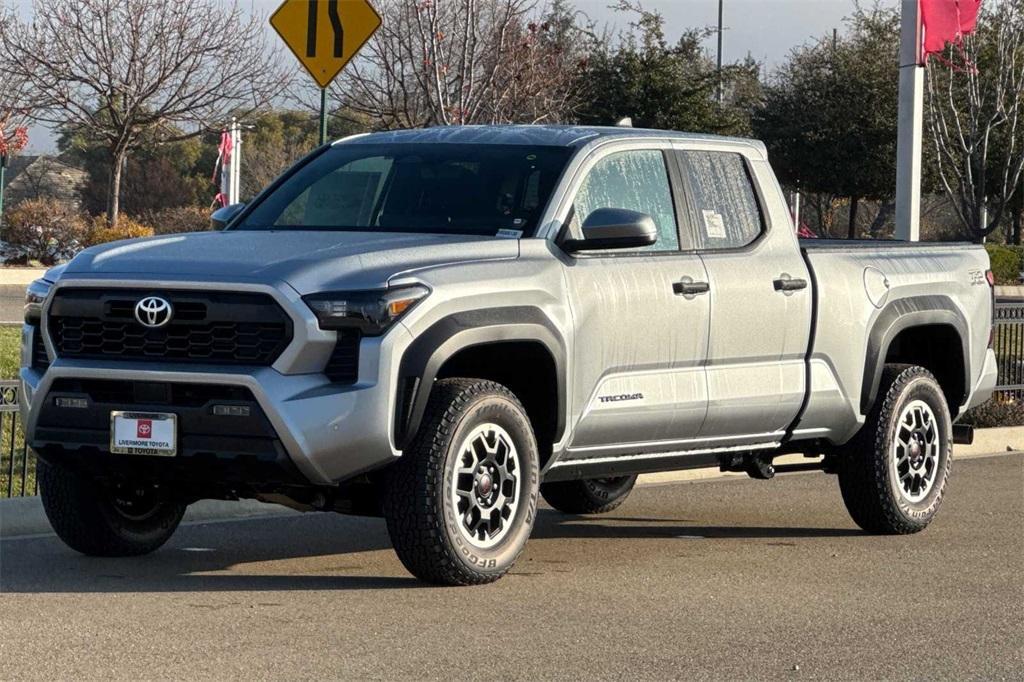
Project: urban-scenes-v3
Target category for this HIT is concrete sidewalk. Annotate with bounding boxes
[0,267,46,323]
[2,430,1019,540]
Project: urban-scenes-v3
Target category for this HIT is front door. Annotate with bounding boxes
[562,146,711,458]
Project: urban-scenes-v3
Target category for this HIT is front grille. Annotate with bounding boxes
[48,289,292,366]
[325,330,361,384]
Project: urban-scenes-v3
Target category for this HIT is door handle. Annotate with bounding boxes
[773,277,808,292]
[673,280,710,296]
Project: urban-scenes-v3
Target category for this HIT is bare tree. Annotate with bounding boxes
[927,2,1024,240]
[333,0,592,129]
[0,8,31,159]
[0,0,290,226]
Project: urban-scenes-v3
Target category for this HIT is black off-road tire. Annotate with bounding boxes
[382,378,540,585]
[38,458,186,557]
[541,475,638,514]
[837,364,952,534]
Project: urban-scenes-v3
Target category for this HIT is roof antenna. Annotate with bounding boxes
[615,117,633,128]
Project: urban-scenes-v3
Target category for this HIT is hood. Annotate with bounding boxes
[60,230,520,294]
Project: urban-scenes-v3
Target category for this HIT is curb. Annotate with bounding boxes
[2,447,1021,541]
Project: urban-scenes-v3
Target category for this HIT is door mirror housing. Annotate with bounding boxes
[562,208,658,252]
[210,203,246,230]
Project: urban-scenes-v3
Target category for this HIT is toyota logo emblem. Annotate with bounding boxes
[134,296,173,328]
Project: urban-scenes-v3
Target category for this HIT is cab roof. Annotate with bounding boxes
[336,124,765,154]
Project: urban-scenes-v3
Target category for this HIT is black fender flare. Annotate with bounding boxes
[394,307,567,449]
[860,294,970,415]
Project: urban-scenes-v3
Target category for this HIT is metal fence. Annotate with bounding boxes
[993,301,1024,401]
[2,301,1024,497]
[0,379,35,498]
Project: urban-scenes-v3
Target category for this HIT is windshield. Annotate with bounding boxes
[236,143,573,237]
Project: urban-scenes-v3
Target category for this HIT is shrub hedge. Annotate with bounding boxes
[984,243,1024,285]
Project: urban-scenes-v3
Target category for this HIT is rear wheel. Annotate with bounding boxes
[837,364,952,534]
[541,475,638,514]
[38,458,185,556]
[383,378,540,585]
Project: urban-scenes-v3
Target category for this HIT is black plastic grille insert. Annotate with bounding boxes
[48,289,293,366]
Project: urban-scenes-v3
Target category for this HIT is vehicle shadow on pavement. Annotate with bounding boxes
[0,508,859,594]
[534,513,862,541]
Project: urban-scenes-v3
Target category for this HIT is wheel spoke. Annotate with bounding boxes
[449,422,521,550]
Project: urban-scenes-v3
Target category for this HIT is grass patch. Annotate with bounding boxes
[0,324,33,496]
[0,325,22,379]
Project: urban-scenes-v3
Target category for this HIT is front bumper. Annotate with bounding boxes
[21,326,411,487]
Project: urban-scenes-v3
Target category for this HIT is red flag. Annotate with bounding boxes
[920,0,983,62]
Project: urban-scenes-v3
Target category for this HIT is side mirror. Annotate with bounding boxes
[562,208,658,252]
[210,202,246,230]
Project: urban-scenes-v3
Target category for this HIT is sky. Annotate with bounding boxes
[13,0,873,154]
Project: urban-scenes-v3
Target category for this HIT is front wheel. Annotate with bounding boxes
[38,458,186,556]
[383,378,540,585]
[837,364,952,534]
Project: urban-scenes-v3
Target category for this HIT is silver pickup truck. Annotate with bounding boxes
[21,126,997,585]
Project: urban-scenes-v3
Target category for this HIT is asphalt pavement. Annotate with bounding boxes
[1,454,1021,681]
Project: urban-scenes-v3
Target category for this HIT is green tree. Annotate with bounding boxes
[575,2,761,136]
[57,124,209,217]
[753,8,900,238]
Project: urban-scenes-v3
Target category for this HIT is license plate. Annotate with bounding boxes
[110,411,177,457]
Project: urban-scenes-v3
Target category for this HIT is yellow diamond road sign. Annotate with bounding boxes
[270,0,382,89]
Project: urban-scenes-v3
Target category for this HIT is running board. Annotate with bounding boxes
[543,443,779,482]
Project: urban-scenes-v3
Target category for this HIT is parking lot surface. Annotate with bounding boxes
[1,454,1021,680]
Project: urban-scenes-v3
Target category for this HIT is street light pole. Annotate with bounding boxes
[717,0,724,104]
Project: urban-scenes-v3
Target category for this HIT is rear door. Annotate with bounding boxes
[673,146,812,443]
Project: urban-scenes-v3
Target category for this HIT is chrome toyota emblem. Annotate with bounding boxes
[134,296,173,328]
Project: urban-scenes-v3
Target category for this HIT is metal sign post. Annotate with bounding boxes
[270,0,382,147]
[320,88,329,146]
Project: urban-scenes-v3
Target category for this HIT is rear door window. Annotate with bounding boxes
[679,151,765,250]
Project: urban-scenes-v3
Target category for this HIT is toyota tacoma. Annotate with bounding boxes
[22,125,997,584]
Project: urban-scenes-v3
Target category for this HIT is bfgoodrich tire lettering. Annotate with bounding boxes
[383,378,540,585]
[541,475,638,514]
[837,364,952,534]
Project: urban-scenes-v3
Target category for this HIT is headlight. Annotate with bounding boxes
[25,279,52,324]
[303,285,429,335]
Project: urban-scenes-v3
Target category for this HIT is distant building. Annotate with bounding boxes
[4,155,87,208]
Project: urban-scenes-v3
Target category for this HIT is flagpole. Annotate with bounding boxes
[895,0,923,242]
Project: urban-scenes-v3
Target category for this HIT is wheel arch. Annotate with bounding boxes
[395,307,567,461]
[860,295,970,416]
